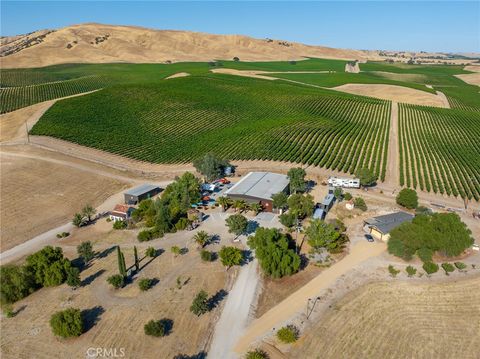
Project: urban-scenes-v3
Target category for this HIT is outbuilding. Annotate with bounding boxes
[319,193,335,211]
[364,211,414,241]
[110,204,135,222]
[124,184,162,205]
[225,172,290,212]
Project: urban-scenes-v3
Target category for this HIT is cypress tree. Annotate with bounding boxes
[134,246,139,272]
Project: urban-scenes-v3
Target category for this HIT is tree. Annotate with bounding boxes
[0,265,36,304]
[171,246,181,258]
[26,246,71,287]
[423,261,439,275]
[233,199,247,213]
[245,349,269,359]
[353,197,367,211]
[333,187,343,201]
[217,196,231,212]
[72,213,84,227]
[219,246,243,269]
[116,246,126,277]
[134,246,140,272]
[396,188,418,209]
[193,153,230,182]
[138,229,154,242]
[138,278,153,291]
[233,56,240,61]
[287,193,314,219]
[225,214,248,238]
[250,203,263,215]
[66,267,81,288]
[190,290,209,316]
[107,274,124,289]
[355,167,377,187]
[441,262,455,275]
[305,219,342,253]
[406,265,417,277]
[344,192,352,200]
[276,325,299,343]
[113,220,127,230]
[82,204,96,222]
[145,247,157,258]
[50,308,83,338]
[417,247,433,263]
[144,319,171,337]
[200,250,213,262]
[77,241,94,264]
[287,167,306,193]
[271,192,288,212]
[388,265,400,277]
[248,228,300,278]
[454,262,467,271]
[279,212,296,229]
[193,230,210,248]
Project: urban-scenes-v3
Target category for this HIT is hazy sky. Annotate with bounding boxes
[1,1,479,53]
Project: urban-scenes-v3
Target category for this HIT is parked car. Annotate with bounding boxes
[365,234,374,242]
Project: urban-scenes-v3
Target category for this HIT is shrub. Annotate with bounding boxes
[144,319,172,337]
[190,290,209,316]
[388,265,400,277]
[279,212,296,229]
[50,308,83,338]
[77,241,94,264]
[175,218,190,231]
[406,265,417,277]
[107,274,124,289]
[396,188,418,209]
[2,305,15,318]
[0,265,36,304]
[423,262,439,275]
[66,267,81,288]
[219,246,243,269]
[276,325,299,343]
[138,229,153,242]
[113,220,127,230]
[454,262,467,271]
[441,262,455,275]
[353,197,367,211]
[344,192,352,200]
[245,349,269,359]
[200,250,213,262]
[138,278,153,291]
[145,247,157,258]
[417,247,433,263]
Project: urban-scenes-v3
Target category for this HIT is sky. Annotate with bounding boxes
[1,1,479,53]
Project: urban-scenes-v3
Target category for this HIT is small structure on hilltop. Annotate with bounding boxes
[225,171,290,212]
[124,184,162,205]
[110,204,135,222]
[364,211,414,241]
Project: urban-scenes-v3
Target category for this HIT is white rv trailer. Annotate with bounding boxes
[328,177,360,188]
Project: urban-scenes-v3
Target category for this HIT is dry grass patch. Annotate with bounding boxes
[289,276,480,359]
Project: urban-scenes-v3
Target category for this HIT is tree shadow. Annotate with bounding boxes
[14,305,27,316]
[96,246,116,259]
[242,249,253,265]
[246,220,259,235]
[207,289,228,310]
[299,254,310,270]
[173,351,207,359]
[180,247,189,255]
[82,306,105,332]
[306,180,317,193]
[150,278,160,287]
[81,269,106,286]
[159,318,173,335]
[210,234,221,244]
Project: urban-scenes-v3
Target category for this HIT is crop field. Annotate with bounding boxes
[288,276,480,359]
[399,103,480,200]
[30,75,391,179]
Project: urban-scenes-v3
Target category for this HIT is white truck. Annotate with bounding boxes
[328,176,360,189]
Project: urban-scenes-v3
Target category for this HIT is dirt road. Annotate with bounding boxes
[383,102,399,188]
[234,241,386,354]
[209,259,260,359]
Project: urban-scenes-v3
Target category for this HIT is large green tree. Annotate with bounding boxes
[287,193,315,219]
[50,308,83,338]
[26,246,72,287]
[248,227,300,278]
[218,246,243,269]
[190,290,209,316]
[305,219,343,253]
[0,265,36,304]
[225,214,248,238]
[287,167,306,193]
[396,188,418,209]
[77,241,94,264]
[193,153,231,182]
[271,192,288,211]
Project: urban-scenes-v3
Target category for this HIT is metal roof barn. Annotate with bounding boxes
[124,184,161,204]
[364,211,414,241]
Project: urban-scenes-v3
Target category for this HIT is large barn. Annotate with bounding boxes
[225,172,290,212]
[124,184,162,205]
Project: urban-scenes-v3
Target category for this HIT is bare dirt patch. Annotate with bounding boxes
[0,151,129,251]
[211,68,278,80]
[165,72,190,79]
[333,84,449,107]
[455,73,480,86]
[288,275,480,359]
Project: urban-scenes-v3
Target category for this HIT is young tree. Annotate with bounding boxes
[116,246,126,277]
[217,196,231,212]
[333,187,343,201]
[193,230,210,248]
[287,193,315,219]
[66,267,81,288]
[247,228,300,278]
[50,308,83,338]
[271,192,288,212]
[138,278,153,291]
[344,192,353,200]
[454,262,467,271]
[233,199,247,213]
[396,188,418,209]
[279,212,296,229]
[145,247,157,258]
[249,203,263,215]
[193,153,230,182]
[190,290,209,316]
[441,262,455,275]
[144,319,171,337]
[113,220,127,230]
[245,349,269,359]
[287,167,306,193]
[355,167,377,187]
[107,274,125,289]
[406,265,417,277]
[200,250,213,262]
[77,241,94,264]
[81,204,96,222]
[276,325,299,344]
[72,213,84,227]
[388,265,400,277]
[305,219,342,253]
[423,261,439,275]
[171,246,181,258]
[219,246,243,269]
[225,214,248,238]
[353,197,367,211]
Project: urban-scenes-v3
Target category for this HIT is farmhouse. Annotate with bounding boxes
[225,171,290,212]
[110,204,135,222]
[364,211,414,241]
[124,184,162,205]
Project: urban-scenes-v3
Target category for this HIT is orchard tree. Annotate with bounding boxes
[287,167,306,193]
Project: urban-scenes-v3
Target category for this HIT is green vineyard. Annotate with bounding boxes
[31,75,391,178]
[399,103,480,200]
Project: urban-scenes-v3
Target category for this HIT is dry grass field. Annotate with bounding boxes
[287,276,480,359]
[0,228,231,359]
[0,150,128,251]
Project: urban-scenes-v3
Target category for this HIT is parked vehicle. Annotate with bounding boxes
[365,234,374,242]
